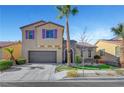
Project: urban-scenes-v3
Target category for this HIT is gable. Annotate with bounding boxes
[35,22,64,28]
[20,20,46,29]
[20,21,64,30]
[35,22,64,34]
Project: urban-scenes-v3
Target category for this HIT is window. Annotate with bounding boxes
[99,49,105,56]
[25,30,34,39]
[88,50,91,58]
[46,30,54,38]
[42,29,57,39]
[115,46,120,57]
[81,49,83,57]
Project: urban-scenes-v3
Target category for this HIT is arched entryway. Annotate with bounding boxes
[64,48,74,63]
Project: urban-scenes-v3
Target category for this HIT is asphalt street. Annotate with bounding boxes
[1,80,124,87]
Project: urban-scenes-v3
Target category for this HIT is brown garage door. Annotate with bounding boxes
[29,51,56,63]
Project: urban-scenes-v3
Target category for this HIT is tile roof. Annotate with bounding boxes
[20,20,46,29]
[64,40,96,48]
[64,40,77,45]
[20,20,64,29]
[77,42,97,48]
[0,41,20,48]
[110,37,123,40]
[103,40,123,46]
[35,22,64,28]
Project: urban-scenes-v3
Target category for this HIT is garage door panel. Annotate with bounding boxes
[29,51,56,63]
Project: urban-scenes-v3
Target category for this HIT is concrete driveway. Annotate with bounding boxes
[0,64,56,82]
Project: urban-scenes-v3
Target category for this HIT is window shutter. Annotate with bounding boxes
[42,29,45,39]
[32,30,34,39]
[25,30,28,39]
[54,29,57,38]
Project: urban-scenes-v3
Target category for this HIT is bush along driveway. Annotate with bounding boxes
[0,64,56,82]
[0,60,13,71]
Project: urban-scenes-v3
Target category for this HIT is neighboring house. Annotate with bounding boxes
[95,38,122,66]
[63,40,97,63]
[0,41,22,60]
[20,20,96,64]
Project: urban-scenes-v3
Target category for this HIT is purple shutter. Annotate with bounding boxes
[54,29,57,38]
[32,30,34,39]
[25,30,28,39]
[42,29,45,39]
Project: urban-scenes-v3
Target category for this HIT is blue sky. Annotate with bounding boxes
[0,5,124,44]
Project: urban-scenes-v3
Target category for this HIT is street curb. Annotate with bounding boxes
[1,77,124,82]
[63,77,124,80]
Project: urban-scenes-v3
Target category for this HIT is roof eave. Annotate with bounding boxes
[20,20,46,29]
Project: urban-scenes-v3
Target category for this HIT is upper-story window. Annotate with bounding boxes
[25,30,34,39]
[99,49,105,56]
[42,29,57,39]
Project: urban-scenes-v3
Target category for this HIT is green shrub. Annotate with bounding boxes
[16,58,26,65]
[98,64,110,69]
[94,55,101,59]
[0,59,13,71]
[75,55,81,64]
[74,65,99,70]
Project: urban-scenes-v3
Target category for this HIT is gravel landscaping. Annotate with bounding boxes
[54,64,124,80]
[53,69,124,80]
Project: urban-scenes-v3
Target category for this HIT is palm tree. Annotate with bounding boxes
[5,48,16,65]
[112,24,124,67]
[56,5,78,66]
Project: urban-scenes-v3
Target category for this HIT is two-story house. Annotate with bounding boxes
[20,20,96,64]
[95,38,122,66]
[20,20,64,63]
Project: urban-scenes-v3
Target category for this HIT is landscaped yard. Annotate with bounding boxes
[54,64,123,79]
[0,58,26,71]
[55,64,117,72]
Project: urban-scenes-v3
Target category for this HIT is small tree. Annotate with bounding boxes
[75,55,81,64]
[80,27,93,63]
[79,27,93,77]
[5,48,16,65]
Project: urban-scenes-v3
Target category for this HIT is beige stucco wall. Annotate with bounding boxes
[75,47,96,59]
[0,43,22,60]
[96,41,120,62]
[21,22,64,63]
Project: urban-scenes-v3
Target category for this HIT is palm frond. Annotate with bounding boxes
[122,30,124,38]
[56,6,63,11]
[112,27,120,35]
[56,15,64,19]
[111,24,124,39]
[71,7,79,16]
[5,48,14,54]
